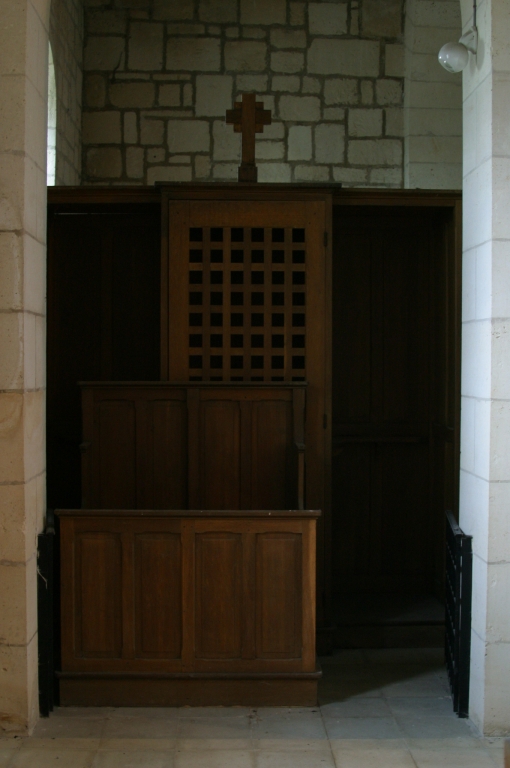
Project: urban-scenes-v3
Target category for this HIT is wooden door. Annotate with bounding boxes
[332,205,459,599]
[161,192,332,621]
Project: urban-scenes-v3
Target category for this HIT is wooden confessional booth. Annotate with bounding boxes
[54,186,332,706]
[49,184,461,706]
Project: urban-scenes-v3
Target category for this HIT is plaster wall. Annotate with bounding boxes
[0,0,49,733]
[458,0,510,735]
[404,0,462,189]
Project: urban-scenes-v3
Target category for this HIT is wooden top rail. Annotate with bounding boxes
[56,508,321,518]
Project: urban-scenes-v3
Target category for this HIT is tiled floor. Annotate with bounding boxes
[0,649,505,767]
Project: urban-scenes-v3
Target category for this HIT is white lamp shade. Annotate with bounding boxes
[438,41,469,73]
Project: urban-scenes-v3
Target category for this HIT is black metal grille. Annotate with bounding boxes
[445,510,473,718]
[37,511,56,717]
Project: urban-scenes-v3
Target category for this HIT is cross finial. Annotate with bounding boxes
[226,93,272,183]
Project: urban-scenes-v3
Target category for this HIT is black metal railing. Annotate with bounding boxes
[37,510,56,716]
[445,510,473,718]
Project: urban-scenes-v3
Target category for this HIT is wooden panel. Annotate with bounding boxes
[251,399,291,509]
[76,533,122,658]
[200,401,241,509]
[134,534,182,658]
[96,400,136,508]
[256,533,302,659]
[148,400,187,509]
[195,532,243,659]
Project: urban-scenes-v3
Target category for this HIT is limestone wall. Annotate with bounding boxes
[404,0,462,189]
[49,0,84,184]
[81,0,407,187]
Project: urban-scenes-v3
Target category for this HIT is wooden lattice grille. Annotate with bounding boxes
[186,225,306,382]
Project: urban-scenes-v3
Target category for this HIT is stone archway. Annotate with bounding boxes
[0,0,51,733]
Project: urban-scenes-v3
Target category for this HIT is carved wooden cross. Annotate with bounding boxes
[226,93,272,183]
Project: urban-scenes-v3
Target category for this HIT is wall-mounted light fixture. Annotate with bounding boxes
[438,0,478,73]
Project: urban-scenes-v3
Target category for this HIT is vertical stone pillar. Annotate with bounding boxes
[459,0,510,734]
[0,0,49,732]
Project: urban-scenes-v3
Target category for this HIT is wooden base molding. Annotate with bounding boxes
[58,670,321,707]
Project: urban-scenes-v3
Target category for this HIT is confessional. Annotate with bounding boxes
[56,186,332,706]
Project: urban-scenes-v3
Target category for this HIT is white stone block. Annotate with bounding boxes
[408,136,461,164]
[290,2,305,26]
[240,0,286,25]
[110,82,155,108]
[140,116,164,145]
[255,141,285,160]
[413,1,461,29]
[271,52,304,74]
[84,75,106,107]
[333,167,367,183]
[195,75,233,116]
[86,147,122,178]
[271,76,300,93]
[128,23,163,71]
[270,30,307,48]
[406,162,462,189]
[308,39,380,76]
[153,0,194,20]
[183,83,193,106]
[408,108,462,137]
[408,81,461,110]
[348,139,402,166]
[461,318,492,400]
[257,162,291,182]
[302,77,321,94]
[123,112,138,144]
[237,74,268,92]
[288,125,312,161]
[147,165,192,184]
[242,27,267,39]
[376,79,403,105]
[385,108,404,136]
[323,108,346,121]
[362,0,402,38]
[168,120,210,153]
[279,95,320,122]
[213,163,238,179]
[315,123,345,163]
[87,10,127,35]
[167,38,221,71]
[385,44,404,76]
[159,84,181,107]
[195,155,211,178]
[84,37,125,71]
[225,41,266,71]
[370,167,402,185]
[147,148,165,163]
[199,0,237,23]
[349,109,383,137]
[258,122,285,139]
[324,79,358,106]
[126,147,144,178]
[294,165,330,181]
[309,3,348,35]
[213,119,241,161]
[361,81,374,105]
[82,111,121,144]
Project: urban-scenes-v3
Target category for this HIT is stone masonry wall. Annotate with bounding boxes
[81,0,407,187]
[50,0,84,184]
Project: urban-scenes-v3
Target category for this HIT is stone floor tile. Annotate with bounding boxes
[388,696,456,717]
[110,708,179,720]
[324,716,403,740]
[365,649,429,666]
[177,706,253,718]
[10,749,97,768]
[378,672,451,699]
[50,708,114,719]
[409,746,496,767]
[320,698,392,719]
[99,739,176,751]
[32,717,105,739]
[252,738,332,751]
[102,717,179,740]
[331,739,416,768]
[174,749,254,767]
[395,714,474,739]
[252,711,327,741]
[177,715,252,746]
[256,749,335,767]
[92,750,174,767]
[24,738,102,751]
[319,680,384,704]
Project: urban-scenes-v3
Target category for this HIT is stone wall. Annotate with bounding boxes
[49,0,84,184]
[81,0,407,187]
[404,0,462,189]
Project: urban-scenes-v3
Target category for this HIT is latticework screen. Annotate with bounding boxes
[185,225,306,382]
